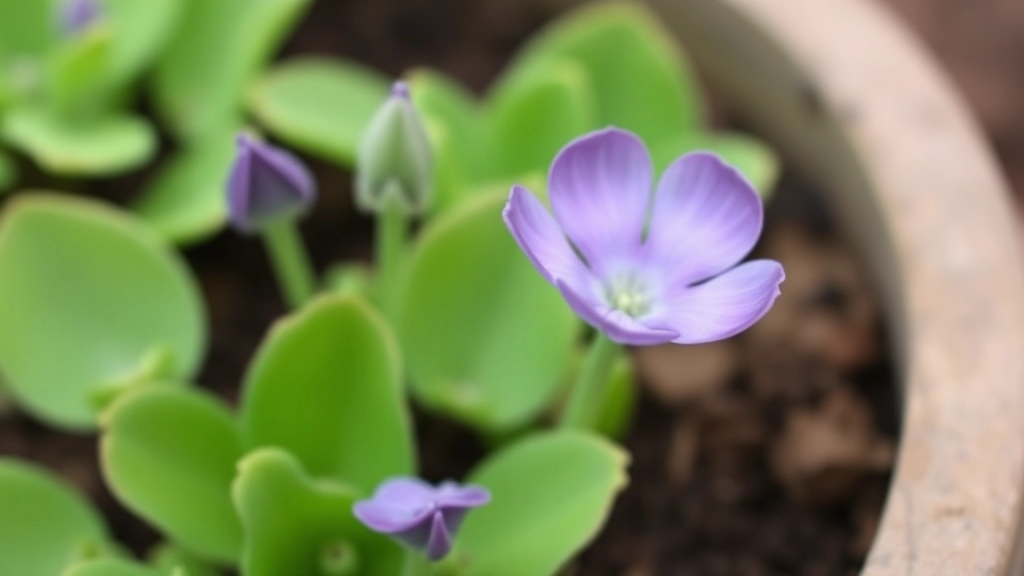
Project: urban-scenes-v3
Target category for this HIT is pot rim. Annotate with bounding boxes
[649,0,1024,573]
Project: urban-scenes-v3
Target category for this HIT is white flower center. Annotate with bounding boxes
[605,273,652,318]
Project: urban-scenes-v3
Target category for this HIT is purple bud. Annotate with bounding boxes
[60,0,103,35]
[353,477,490,561]
[391,81,410,100]
[226,134,316,233]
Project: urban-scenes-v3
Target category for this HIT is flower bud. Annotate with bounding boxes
[226,134,316,233]
[355,81,433,214]
[60,0,103,35]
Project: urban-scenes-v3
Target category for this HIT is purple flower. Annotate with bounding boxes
[60,0,103,35]
[353,477,490,561]
[503,127,785,346]
[226,134,316,233]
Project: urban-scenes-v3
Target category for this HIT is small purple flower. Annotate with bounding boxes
[353,477,490,561]
[504,127,785,346]
[60,0,103,35]
[226,134,316,233]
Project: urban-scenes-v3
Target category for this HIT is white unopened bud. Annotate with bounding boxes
[355,81,434,214]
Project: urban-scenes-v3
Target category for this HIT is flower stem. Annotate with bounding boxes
[401,549,432,576]
[375,198,407,319]
[559,332,622,430]
[262,220,316,309]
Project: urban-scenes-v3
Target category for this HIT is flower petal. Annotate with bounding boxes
[651,259,784,344]
[226,141,254,230]
[249,137,316,204]
[372,477,437,506]
[353,477,435,532]
[425,511,453,560]
[556,280,678,346]
[548,128,652,275]
[227,135,316,232]
[352,500,431,534]
[645,152,764,285]
[503,185,591,287]
[435,482,491,508]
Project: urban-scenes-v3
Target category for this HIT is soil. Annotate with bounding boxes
[574,181,898,576]
[0,1,900,575]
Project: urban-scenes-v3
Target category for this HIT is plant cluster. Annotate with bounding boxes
[0,2,783,575]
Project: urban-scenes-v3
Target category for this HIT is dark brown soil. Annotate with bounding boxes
[574,181,898,576]
[0,1,900,575]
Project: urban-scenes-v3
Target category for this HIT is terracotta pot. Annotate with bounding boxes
[643,0,1024,574]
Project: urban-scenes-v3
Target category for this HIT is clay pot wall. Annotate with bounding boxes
[649,0,1024,574]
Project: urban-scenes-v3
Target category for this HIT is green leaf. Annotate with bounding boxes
[2,105,155,175]
[149,543,221,576]
[248,57,389,165]
[485,58,597,182]
[457,431,628,576]
[46,25,112,117]
[45,0,181,116]
[102,0,182,93]
[0,147,17,191]
[398,188,578,431]
[101,386,242,563]
[0,194,206,429]
[651,131,780,197]
[406,68,485,213]
[0,458,111,576]
[133,127,236,245]
[233,448,404,576]
[508,2,702,145]
[62,559,162,576]
[152,0,313,141]
[240,294,413,493]
[0,0,53,62]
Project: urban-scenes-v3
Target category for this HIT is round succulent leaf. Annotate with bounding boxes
[650,131,780,197]
[100,386,243,563]
[233,448,404,576]
[148,543,221,576]
[0,194,205,429]
[0,147,17,192]
[398,188,578,431]
[0,0,54,64]
[61,559,162,576]
[133,126,236,245]
[152,0,314,141]
[2,105,155,175]
[247,57,389,165]
[102,0,181,93]
[456,431,629,576]
[0,64,15,111]
[46,25,112,117]
[0,458,112,576]
[484,57,598,183]
[406,68,487,214]
[240,294,413,493]
[508,1,703,145]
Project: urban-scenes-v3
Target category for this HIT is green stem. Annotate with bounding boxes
[401,549,432,576]
[559,333,621,430]
[376,199,407,319]
[262,220,316,309]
